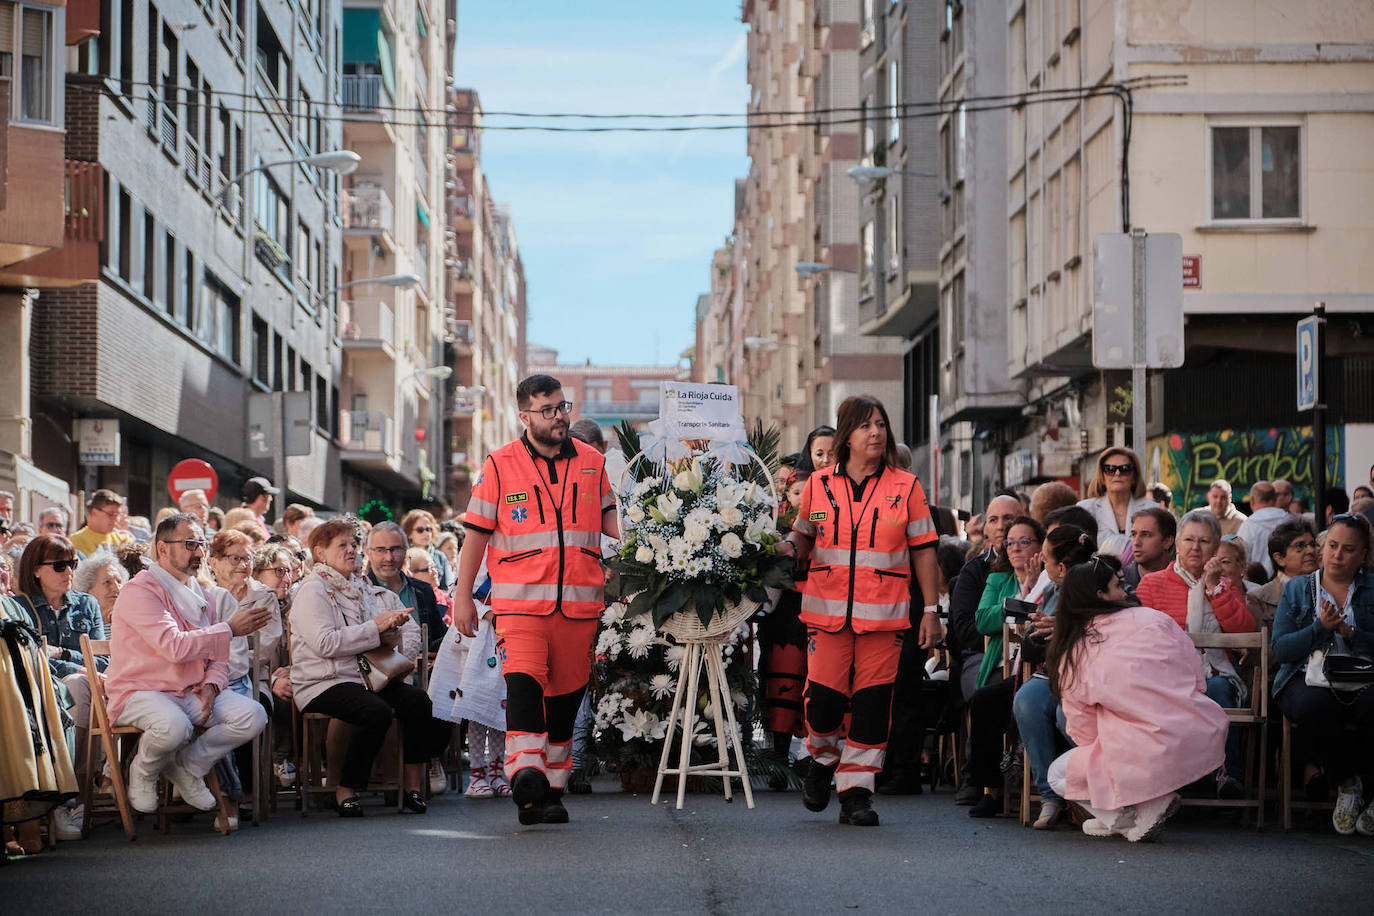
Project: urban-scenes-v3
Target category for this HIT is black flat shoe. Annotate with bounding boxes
[338,796,364,818]
[402,791,428,814]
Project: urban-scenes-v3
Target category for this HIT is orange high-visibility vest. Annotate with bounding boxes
[463,434,614,618]
[791,463,937,633]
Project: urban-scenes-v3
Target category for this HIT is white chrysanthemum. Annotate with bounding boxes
[600,605,624,627]
[664,644,686,671]
[718,532,744,559]
[649,673,676,700]
[670,554,690,572]
[683,522,710,546]
[685,507,713,528]
[686,557,709,577]
[626,625,656,659]
[595,628,622,659]
[656,554,673,573]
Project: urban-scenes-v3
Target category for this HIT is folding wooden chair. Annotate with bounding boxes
[78,635,140,840]
[1181,628,1269,830]
[246,630,272,825]
[1280,715,1339,831]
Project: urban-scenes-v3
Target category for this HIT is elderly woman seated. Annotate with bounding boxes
[290,517,431,817]
[1136,509,1257,799]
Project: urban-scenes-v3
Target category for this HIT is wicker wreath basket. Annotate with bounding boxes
[658,593,762,643]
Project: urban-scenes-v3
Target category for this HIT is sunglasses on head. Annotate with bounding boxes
[43,559,78,573]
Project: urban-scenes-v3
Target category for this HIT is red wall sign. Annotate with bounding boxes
[1182,255,1201,289]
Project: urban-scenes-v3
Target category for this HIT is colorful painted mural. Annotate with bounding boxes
[1146,426,1344,512]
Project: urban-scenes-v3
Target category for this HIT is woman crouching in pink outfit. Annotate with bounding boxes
[1046,555,1229,842]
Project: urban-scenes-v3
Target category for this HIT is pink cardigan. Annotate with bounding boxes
[104,570,232,722]
[1061,605,1229,809]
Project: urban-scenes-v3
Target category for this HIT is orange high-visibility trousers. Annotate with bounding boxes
[496,612,597,789]
[803,626,904,794]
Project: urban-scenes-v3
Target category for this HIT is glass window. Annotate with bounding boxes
[888,58,900,145]
[860,221,875,298]
[19,5,51,121]
[1211,124,1301,221]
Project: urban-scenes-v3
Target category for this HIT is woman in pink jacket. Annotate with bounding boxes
[1046,555,1229,842]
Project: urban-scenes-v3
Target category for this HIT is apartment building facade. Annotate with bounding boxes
[337,0,447,510]
[14,0,349,517]
[999,0,1374,507]
[445,87,525,513]
[526,346,687,444]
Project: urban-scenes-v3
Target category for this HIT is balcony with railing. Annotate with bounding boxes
[340,409,394,455]
[342,183,394,237]
[340,299,396,352]
[342,74,390,113]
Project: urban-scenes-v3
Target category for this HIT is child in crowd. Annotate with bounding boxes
[455,566,510,798]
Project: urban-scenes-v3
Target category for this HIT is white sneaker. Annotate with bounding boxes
[52,804,85,840]
[1081,818,1116,838]
[429,760,447,795]
[1124,793,1181,843]
[1334,781,1363,836]
[128,773,159,814]
[465,765,495,798]
[274,759,297,788]
[165,763,217,811]
[1357,800,1374,837]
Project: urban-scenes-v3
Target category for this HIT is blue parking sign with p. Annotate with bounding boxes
[1296,316,1319,412]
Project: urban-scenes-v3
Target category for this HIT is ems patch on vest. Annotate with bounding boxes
[505,492,529,504]
[809,511,828,522]
[511,506,529,524]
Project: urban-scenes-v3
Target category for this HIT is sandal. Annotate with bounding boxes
[337,795,364,818]
[402,790,428,814]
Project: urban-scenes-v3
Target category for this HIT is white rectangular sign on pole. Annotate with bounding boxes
[658,382,745,439]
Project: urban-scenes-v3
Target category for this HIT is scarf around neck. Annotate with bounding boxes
[315,564,380,624]
[148,562,211,627]
[1173,559,1246,702]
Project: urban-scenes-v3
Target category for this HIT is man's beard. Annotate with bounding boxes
[530,422,567,449]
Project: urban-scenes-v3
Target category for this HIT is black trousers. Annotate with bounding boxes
[1278,679,1374,783]
[968,679,1016,790]
[882,630,929,778]
[304,681,433,791]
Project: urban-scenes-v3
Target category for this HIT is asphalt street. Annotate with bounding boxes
[5,780,1371,914]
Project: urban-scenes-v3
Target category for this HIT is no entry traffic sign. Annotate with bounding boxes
[168,458,219,502]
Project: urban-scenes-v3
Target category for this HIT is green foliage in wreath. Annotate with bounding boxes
[358,499,394,525]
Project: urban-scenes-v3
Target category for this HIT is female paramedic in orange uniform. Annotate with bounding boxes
[779,395,941,827]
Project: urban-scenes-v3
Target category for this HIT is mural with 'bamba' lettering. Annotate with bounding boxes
[1146,426,1344,512]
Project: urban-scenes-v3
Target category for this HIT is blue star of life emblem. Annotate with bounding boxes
[511,506,528,524]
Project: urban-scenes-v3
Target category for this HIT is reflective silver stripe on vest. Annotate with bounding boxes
[490,582,606,604]
[811,546,908,570]
[801,594,909,622]
[467,497,498,520]
[489,529,602,553]
[792,517,815,536]
[906,516,935,539]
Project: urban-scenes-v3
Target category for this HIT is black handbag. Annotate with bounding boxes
[1323,653,1374,689]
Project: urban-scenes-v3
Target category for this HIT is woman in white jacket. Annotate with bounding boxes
[1077,447,1158,550]
[290,517,429,817]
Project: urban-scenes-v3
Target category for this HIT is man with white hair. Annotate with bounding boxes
[38,506,70,537]
[178,489,211,528]
[1206,480,1246,538]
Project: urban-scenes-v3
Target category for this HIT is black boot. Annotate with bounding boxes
[802,760,838,812]
[838,788,880,826]
[543,787,569,824]
[511,767,549,826]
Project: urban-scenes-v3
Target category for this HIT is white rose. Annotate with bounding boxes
[625,504,645,523]
[719,532,743,558]
[635,544,654,564]
[717,504,744,528]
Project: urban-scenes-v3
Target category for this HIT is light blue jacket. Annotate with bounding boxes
[1271,570,1374,695]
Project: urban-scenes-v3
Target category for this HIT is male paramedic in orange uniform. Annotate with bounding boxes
[453,374,618,825]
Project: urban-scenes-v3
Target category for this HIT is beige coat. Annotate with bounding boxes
[289,570,420,710]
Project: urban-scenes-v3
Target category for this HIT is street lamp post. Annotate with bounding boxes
[216,149,361,208]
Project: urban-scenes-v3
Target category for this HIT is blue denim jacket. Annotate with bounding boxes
[14,590,108,679]
[1270,570,1374,695]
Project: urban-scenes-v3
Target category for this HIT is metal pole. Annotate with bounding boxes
[1313,302,1327,527]
[928,393,940,503]
[273,390,287,522]
[1131,227,1148,454]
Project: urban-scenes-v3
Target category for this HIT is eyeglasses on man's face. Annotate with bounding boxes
[368,545,407,556]
[94,505,122,519]
[523,401,573,420]
[164,538,208,552]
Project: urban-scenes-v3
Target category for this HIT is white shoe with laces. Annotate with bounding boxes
[128,773,159,814]
[52,804,85,840]
[1334,780,1363,836]
[429,760,448,795]
[1080,818,1116,837]
[1124,792,1181,843]
[164,763,217,811]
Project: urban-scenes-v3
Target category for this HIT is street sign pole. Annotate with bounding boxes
[1312,304,1327,526]
[1131,228,1148,453]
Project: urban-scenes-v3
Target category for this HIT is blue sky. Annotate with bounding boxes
[454,2,748,367]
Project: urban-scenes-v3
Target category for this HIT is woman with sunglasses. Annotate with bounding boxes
[1046,555,1228,842]
[401,509,453,593]
[12,534,106,686]
[1077,448,1157,550]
